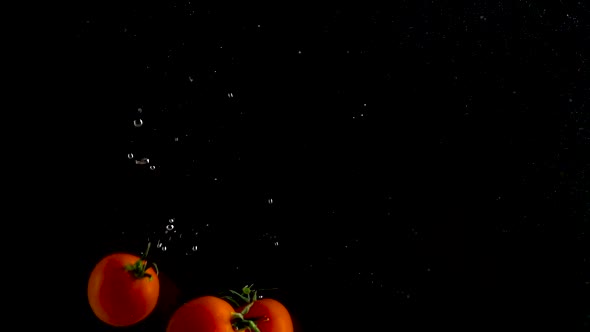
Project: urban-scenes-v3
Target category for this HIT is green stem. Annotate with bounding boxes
[230,312,262,332]
[124,242,158,281]
[142,242,151,259]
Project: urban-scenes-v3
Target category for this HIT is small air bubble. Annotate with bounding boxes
[150,165,156,170]
[138,108,143,113]
[156,241,162,248]
[274,241,279,246]
[192,245,198,251]
[133,119,143,127]
[161,246,167,251]
[174,137,179,142]
[268,198,273,204]
[166,224,174,231]
[227,92,234,98]
[127,153,134,159]
[169,218,175,223]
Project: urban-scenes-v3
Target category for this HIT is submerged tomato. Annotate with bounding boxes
[87,253,159,327]
[239,298,294,332]
[166,296,235,332]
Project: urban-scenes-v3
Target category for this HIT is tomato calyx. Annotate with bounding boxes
[124,242,159,281]
[223,285,276,332]
[223,284,258,307]
[231,310,262,332]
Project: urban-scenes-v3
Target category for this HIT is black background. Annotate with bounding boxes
[41,1,590,331]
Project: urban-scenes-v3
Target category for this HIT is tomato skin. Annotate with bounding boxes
[166,296,235,332]
[87,253,160,327]
[240,299,294,332]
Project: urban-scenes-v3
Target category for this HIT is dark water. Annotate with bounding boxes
[41,2,590,331]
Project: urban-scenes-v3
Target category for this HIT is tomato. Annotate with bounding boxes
[239,298,294,332]
[166,296,235,332]
[87,252,160,327]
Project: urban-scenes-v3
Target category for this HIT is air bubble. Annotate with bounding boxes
[156,241,162,248]
[161,246,167,251]
[274,241,279,246]
[150,165,156,170]
[227,92,234,98]
[138,107,143,113]
[166,224,174,231]
[192,245,198,251]
[135,158,149,165]
[169,218,175,223]
[133,119,143,127]
[268,198,273,204]
[127,153,134,159]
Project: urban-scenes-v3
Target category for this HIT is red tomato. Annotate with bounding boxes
[166,296,235,332]
[87,253,160,327]
[239,298,294,332]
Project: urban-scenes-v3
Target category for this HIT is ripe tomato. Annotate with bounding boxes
[239,298,294,332]
[166,296,235,332]
[87,252,160,327]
